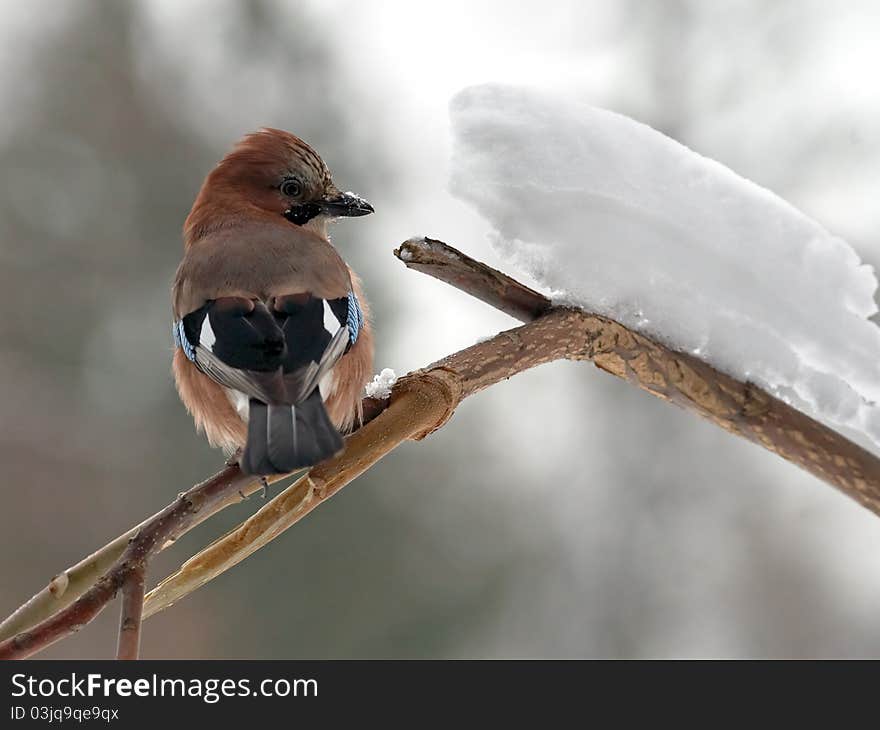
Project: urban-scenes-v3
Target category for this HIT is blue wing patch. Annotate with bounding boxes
[346,290,363,345]
[173,319,197,362]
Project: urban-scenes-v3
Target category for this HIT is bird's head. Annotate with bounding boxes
[185,128,373,243]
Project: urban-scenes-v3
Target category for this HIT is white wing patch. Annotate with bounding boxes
[323,299,342,336]
[226,388,250,421]
[318,372,337,400]
[200,315,216,350]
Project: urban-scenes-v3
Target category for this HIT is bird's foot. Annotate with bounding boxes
[226,448,243,468]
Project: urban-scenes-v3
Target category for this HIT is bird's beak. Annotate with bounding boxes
[320,191,374,217]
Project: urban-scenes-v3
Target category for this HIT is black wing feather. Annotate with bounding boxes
[181,296,349,405]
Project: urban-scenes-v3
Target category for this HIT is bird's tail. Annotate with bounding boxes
[241,391,344,475]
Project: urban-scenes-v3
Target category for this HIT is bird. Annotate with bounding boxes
[171,129,374,475]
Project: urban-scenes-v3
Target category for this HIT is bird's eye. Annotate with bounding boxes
[280,178,303,197]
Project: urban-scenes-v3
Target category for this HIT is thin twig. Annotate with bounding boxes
[0,463,263,643]
[0,466,264,659]
[116,566,145,660]
[395,236,553,321]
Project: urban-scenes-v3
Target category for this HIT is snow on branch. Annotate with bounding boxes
[450,84,880,447]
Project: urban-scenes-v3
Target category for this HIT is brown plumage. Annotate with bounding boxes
[171,129,374,473]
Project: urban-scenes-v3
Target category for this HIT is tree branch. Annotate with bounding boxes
[116,566,145,660]
[396,236,553,321]
[0,400,389,651]
[397,238,880,514]
[0,464,266,644]
[141,238,880,618]
[1,236,878,659]
[0,466,255,659]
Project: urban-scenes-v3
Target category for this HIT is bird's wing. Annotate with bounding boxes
[174,293,362,406]
[272,291,358,402]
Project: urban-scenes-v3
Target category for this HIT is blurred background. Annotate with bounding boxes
[1,0,879,658]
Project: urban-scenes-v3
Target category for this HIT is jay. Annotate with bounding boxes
[172,129,374,475]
